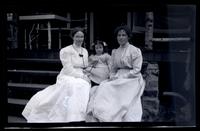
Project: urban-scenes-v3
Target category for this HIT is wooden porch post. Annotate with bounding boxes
[145,12,154,50]
[89,12,94,50]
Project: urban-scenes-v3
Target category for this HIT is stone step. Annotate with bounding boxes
[143,89,159,98]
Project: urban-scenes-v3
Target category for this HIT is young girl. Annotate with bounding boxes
[85,40,111,85]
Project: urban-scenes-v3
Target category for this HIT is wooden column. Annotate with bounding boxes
[145,12,154,50]
[132,12,136,32]
[84,12,88,48]
[89,12,94,50]
[127,12,132,29]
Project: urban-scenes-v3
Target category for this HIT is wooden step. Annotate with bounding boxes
[8,98,28,106]
[8,82,50,90]
[8,69,59,75]
[7,58,61,63]
[8,83,50,99]
[8,115,26,123]
[7,98,28,117]
[7,49,60,59]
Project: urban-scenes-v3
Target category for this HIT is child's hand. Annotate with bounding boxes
[83,69,90,75]
[108,76,118,81]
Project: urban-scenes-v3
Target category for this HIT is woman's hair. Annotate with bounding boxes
[114,25,133,40]
[70,27,85,38]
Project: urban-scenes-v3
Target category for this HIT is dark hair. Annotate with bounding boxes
[114,25,133,40]
[90,40,108,55]
[70,27,85,38]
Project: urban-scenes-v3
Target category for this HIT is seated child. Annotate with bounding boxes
[85,40,111,86]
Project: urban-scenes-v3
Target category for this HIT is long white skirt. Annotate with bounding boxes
[87,64,110,84]
[86,73,145,122]
[22,74,91,123]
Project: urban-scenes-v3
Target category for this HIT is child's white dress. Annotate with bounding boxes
[86,53,111,84]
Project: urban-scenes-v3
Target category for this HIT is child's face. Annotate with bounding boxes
[95,44,104,55]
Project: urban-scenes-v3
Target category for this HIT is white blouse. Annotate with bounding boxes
[110,43,143,78]
[59,45,88,78]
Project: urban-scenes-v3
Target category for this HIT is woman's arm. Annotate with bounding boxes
[104,53,111,66]
[109,49,118,79]
[88,55,99,66]
[60,48,85,78]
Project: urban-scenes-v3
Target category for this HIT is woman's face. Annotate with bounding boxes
[117,29,129,46]
[95,44,104,55]
[73,31,84,46]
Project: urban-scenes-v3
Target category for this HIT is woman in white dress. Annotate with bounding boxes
[22,27,91,123]
[85,40,111,85]
[86,25,145,122]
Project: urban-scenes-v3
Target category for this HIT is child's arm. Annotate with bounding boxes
[88,55,99,65]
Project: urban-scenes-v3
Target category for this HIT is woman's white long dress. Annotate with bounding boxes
[22,45,91,123]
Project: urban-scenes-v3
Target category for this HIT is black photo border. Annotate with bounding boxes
[0,0,199,129]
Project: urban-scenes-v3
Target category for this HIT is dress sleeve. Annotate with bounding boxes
[60,48,84,78]
[121,48,143,78]
[104,53,111,66]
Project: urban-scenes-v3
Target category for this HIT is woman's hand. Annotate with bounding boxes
[82,74,91,83]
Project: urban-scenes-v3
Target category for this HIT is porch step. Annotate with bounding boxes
[8,69,59,75]
[8,98,28,105]
[8,82,49,89]
[8,116,26,123]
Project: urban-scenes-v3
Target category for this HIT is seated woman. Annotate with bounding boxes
[22,27,91,123]
[85,40,111,86]
[86,25,146,122]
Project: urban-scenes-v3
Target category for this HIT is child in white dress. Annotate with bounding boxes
[85,40,111,85]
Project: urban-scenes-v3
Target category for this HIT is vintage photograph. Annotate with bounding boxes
[0,2,197,128]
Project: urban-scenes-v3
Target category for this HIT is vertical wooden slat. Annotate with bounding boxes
[24,29,27,49]
[58,29,62,49]
[47,21,51,49]
[66,13,71,29]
